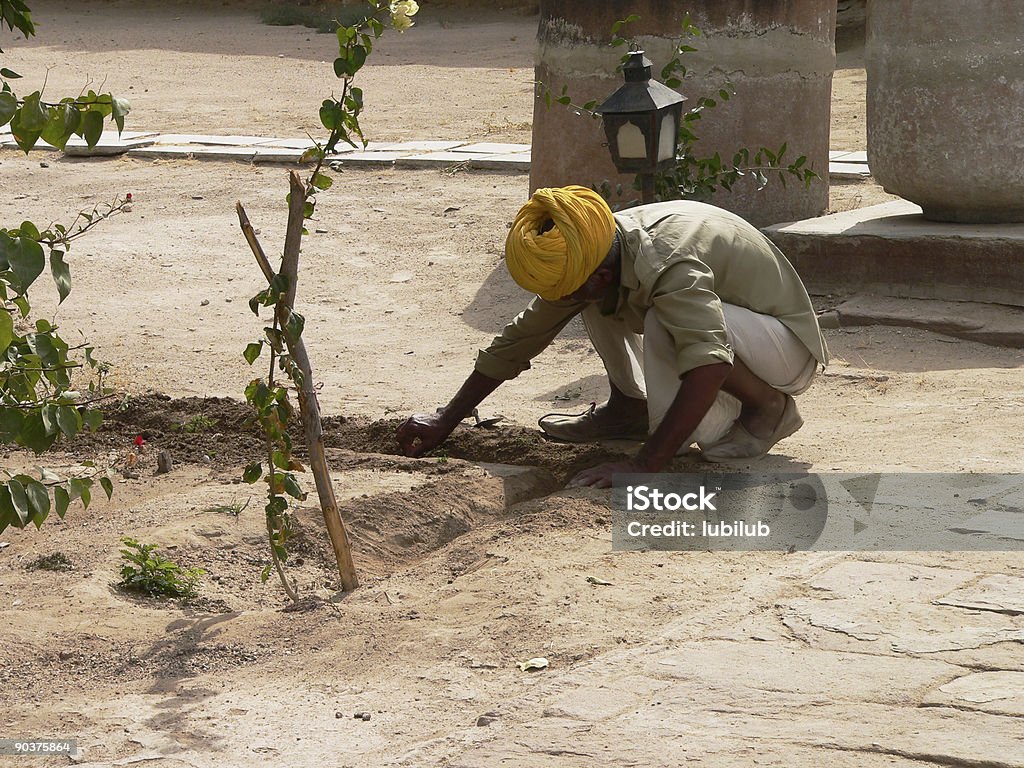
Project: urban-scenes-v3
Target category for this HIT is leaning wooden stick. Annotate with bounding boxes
[236,173,359,592]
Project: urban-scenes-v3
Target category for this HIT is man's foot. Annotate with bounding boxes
[701,394,803,461]
[539,400,649,443]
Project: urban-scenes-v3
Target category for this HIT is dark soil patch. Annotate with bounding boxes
[62,394,635,483]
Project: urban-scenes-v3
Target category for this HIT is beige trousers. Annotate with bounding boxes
[582,303,817,449]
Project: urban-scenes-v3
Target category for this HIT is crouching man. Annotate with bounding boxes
[397,185,828,488]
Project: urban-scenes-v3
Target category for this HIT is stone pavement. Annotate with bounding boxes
[0,126,871,177]
[404,550,1024,767]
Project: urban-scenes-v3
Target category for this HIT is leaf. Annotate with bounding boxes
[243,461,262,484]
[40,103,80,150]
[111,97,130,133]
[311,172,332,191]
[19,411,57,453]
[243,341,263,365]
[82,408,103,431]
[0,91,17,126]
[10,112,42,153]
[6,235,45,292]
[7,479,29,526]
[282,473,306,500]
[283,310,304,341]
[0,408,25,442]
[23,478,50,524]
[99,476,113,500]
[0,308,13,352]
[81,109,104,148]
[41,403,59,435]
[55,405,82,437]
[518,657,549,672]
[18,91,47,132]
[50,249,72,303]
[0,67,22,79]
[53,485,70,519]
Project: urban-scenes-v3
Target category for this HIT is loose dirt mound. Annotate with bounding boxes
[69,394,634,484]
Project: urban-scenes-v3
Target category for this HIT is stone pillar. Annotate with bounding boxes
[531,0,835,226]
[866,1,1024,223]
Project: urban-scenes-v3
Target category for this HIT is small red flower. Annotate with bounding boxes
[133,434,145,447]
[126,192,133,202]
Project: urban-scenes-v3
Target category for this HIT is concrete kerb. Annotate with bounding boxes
[1,129,868,177]
[765,200,1024,309]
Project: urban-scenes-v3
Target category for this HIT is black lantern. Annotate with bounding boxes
[599,50,686,202]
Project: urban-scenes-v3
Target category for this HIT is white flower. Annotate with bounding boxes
[390,0,418,32]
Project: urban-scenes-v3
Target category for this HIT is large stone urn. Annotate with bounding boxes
[866,1,1024,223]
[532,0,836,226]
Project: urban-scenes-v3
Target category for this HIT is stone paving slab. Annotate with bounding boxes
[829,160,872,178]
[252,147,308,163]
[830,150,869,163]
[1,137,60,151]
[256,137,318,150]
[923,671,1024,716]
[189,134,284,147]
[831,295,1024,347]
[395,151,493,169]
[935,574,1024,615]
[372,139,467,152]
[471,153,531,171]
[64,137,157,156]
[453,141,530,154]
[127,144,257,161]
[765,199,1024,307]
[328,150,405,166]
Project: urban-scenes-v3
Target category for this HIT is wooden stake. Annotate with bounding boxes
[236,176,359,592]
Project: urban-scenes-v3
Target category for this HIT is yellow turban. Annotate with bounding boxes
[504,185,616,301]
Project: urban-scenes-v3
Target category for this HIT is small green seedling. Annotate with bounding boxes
[118,537,204,600]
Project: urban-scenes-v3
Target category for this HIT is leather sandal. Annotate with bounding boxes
[538,402,649,443]
[702,395,804,462]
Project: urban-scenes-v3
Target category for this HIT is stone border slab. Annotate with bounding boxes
[127,144,257,161]
[829,161,872,178]
[395,151,491,169]
[765,200,1024,307]
[64,138,157,157]
[830,150,868,163]
[469,154,531,171]
[328,150,405,166]
[253,147,309,163]
[372,140,466,152]
[453,142,530,154]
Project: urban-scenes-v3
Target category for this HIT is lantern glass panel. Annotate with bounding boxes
[657,112,677,162]
[617,121,647,159]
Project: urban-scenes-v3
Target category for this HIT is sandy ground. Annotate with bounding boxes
[1,3,1021,767]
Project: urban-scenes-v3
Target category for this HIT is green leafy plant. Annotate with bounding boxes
[0,0,127,533]
[540,13,818,203]
[179,414,217,433]
[205,498,251,518]
[118,537,203,600]
[237,1,418,598]
[259,2,374,33]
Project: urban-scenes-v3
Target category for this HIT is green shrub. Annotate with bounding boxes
[118,537,203,600]
[259,2,374,33]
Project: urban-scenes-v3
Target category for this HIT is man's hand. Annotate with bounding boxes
[397,411,455,457]
[567,460,647,489]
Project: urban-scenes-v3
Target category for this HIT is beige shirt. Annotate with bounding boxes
[475,200,829,381]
